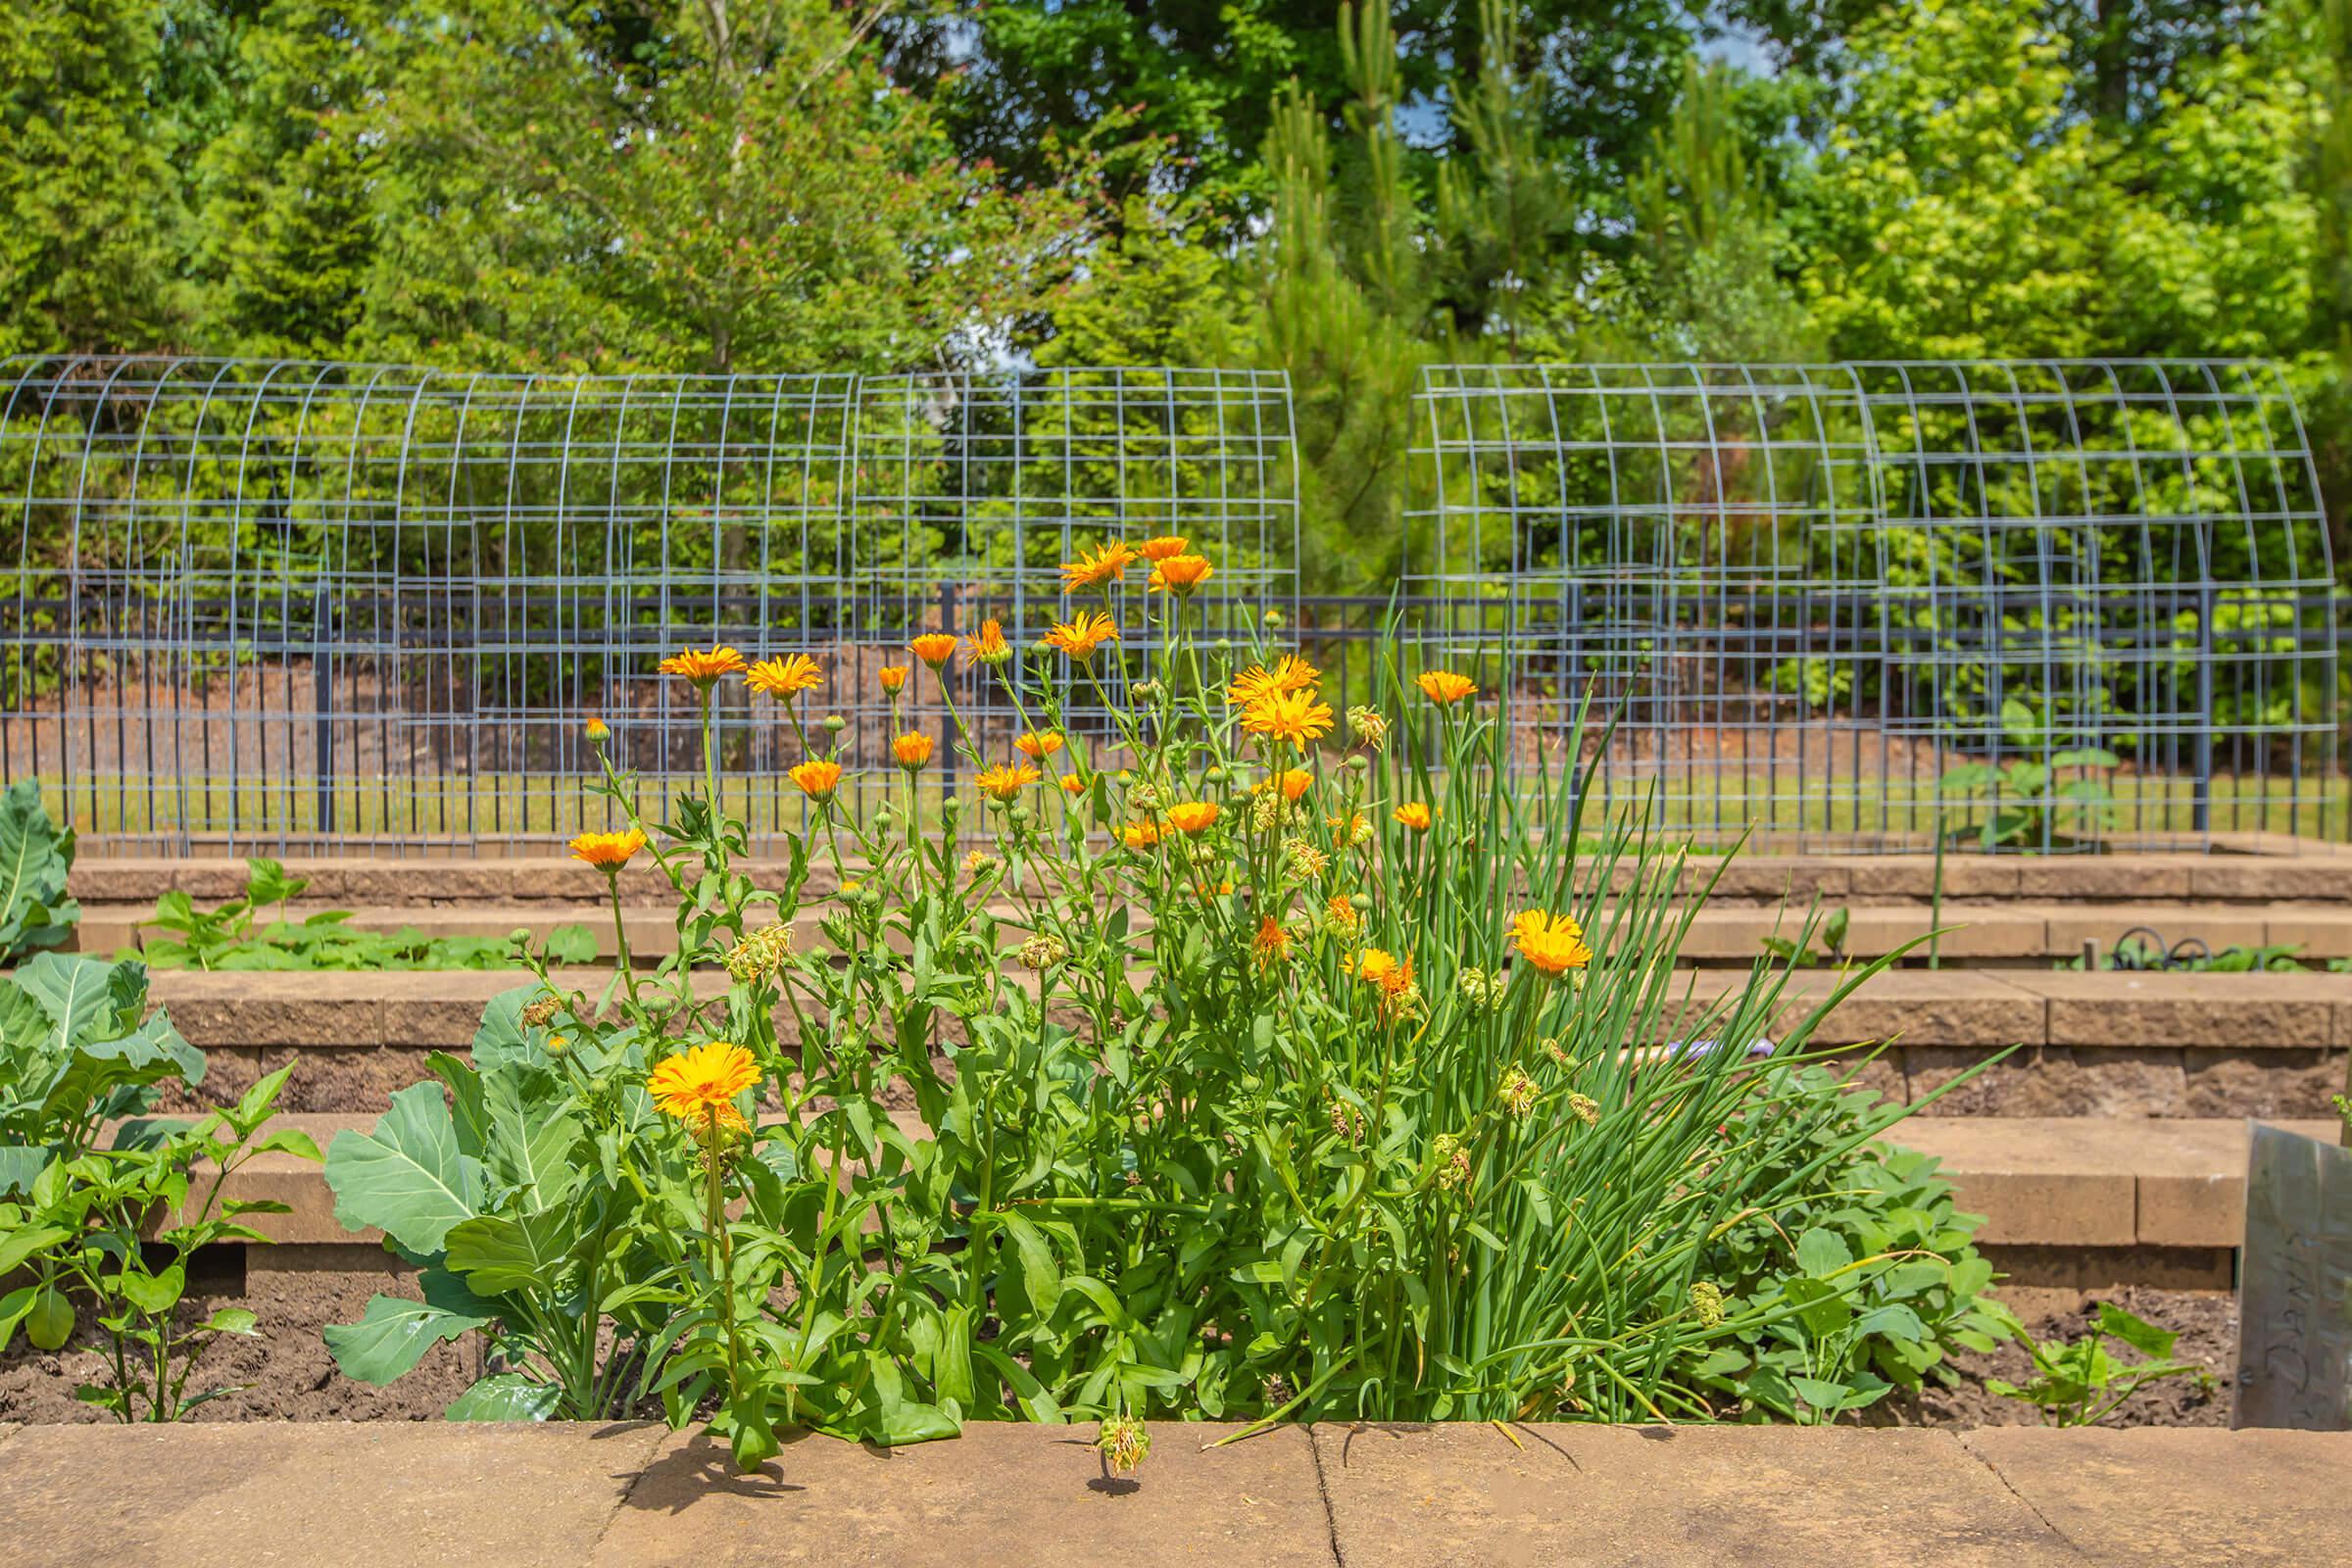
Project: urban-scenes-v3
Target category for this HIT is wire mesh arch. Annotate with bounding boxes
[1405,360,2341,852]
[0,357,1299,856]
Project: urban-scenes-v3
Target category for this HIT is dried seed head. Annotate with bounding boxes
[1017,933,1068,971]
[521,997,563,1028]
[1098,1416,1151,1477]
[1689,1280,1726,1328]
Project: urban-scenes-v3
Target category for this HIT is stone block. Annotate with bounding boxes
[2181,1049,2342,1118]
[2015,971,2340,1050]
[1905,1047,2186,1117]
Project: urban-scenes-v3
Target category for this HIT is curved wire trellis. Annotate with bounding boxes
[0,358,1299,855]
[1405,361,2341,852]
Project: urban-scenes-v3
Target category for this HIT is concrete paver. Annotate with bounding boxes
[1963,1427,2352,1566]
[1311,1423,2082,1566]
[0,1420,667,1568]
[588,1423,1333,1568]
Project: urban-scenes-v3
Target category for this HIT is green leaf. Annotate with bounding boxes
[469,986,548,1074]
[543,925,599,965]
[2096,1302,2177,1359]
[1794,1227,1853,1278]
[324,1273,495,1384]
[0,781,76,962]
[444,1207,570,1294]
[998,1212,1062,1311]
[446,1371,563,1421]
[324,1084,483,1252]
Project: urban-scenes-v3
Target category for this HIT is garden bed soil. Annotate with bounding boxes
[2,1269,2236,1428]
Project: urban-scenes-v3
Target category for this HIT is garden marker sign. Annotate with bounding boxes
[2235,1122,2352,1429]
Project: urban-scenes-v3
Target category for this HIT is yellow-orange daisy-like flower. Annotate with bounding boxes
[789,760,844,801]
[1058,774,1085,796]
[1046,611,1120,660]
[893,732,935,770]
[1417,669,1478,706]
[1060,541,1137,591]
[909,633,958,668]
[1510,910,1594,978]
[1357,948,1418,1017]
[660,646,747,686]
[1325,893,1358,933]
[1140,535,1190,563]
[965,618,1011,666]
[975,761,1042,802]
[1122,820,1162,851]
[649,1041,758,1137]
[1243,689,1335,749]
[1014,731,1065,760]
[1165,801,1220,835]
[1252,915,1290,968]
[745,653,824,699]
[1148,554,1213,596]
[569,828,647,871]
[1227,655,1320,708]
[1254,768,1313,803]
[1394,802,1435,832]
[878,665,909,694]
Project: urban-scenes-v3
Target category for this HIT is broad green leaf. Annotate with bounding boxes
[1794,1227,1853,1278]
[469,986,547,1074]
[445,1207,570,1294]
[323,1273,495,1384]
[479,1066,581,1204]
[0,782,76,962]
[325,1083,483,1252]
[446,1372,563,1421]
[543,925,599,965]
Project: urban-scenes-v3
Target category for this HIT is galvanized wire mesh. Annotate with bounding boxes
[1405,361,2342,852]
[0,358,1298,855]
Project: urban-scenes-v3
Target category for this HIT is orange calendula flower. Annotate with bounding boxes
[649,1041,759,1137]
[1394,802,1435,832]
[878,665,909,694]
[1356,948,1418,1016]
[1417,669,1479,706]
[1014,731,1065,760]
[745,653,824,699]
[1148,554,1213,596]
[975,761,1042,801]
[909,633,958,667]
[1060,540,1137,591]
[1046,611,1120,660]
[1511,910,1594,977]
[1325,893,1359,932]
[1165,801,1220,835]
[1058,774,1086,796]
[1227,655,1320,708]
[892,732,935,770]
[1252,915,1290,968]
[1121,820,1162,851]
[1254,768,1313,803]
[569,828,647,871]
[1139,535,1191,563]
[789,760,844,801]
[965,618,1011,666]
[1243,689,1335,749]
[660,646,747,686]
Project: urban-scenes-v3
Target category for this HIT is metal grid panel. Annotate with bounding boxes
[1406,361,2341,852]
[0,358,1298,856]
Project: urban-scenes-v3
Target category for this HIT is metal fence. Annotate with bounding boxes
[0,359,1298,854]
[1,356,2341,858]
[1406,361,2341,852]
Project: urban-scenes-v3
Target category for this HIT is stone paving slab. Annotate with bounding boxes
[1311,1423,2081,1566]
[1961,1427,2352,1565]
[588,1424,1333,1568]
[0,1420,668,1568]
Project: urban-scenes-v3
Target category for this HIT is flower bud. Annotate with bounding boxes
[822,714,846,734]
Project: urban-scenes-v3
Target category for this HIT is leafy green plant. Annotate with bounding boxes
[140,858,596,971]
[1987,1302,2212,1426]
[0,780,78,962]
[0,953,318,1419]
[1761,906,1849,968]
[1938,700,2117,852]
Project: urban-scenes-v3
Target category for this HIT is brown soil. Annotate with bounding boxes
[1907,1286,2236,1429]
[0,1248,471,1424]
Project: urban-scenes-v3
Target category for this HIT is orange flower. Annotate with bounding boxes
[878,665,909,694]
[1046,611,1120,660]
[1417,669,1478,707]
[648,1042,758,1137]
[660,646,747,686]
[1060,541,1137,591]
[1325,893,1358,932]
[1140,535,1191,563]
[1147,554,1213,596]
[1122,820,1162,851]
[909,633,958,667]
[892,732,935,770]
[789,760,844,801]
[744,653,823,699]
[965,618,1011,666]
[1058,774,1086,796]
[1394,802,1435,832]
[1243,689,1335,749]
[1255,768,1313,803]
[1165,801,1220,835]
[975,761,1041,801]
[569,828,647,870]
[583,716,611,743]
[1510,910,1593,978]
[1356,948,1417,1015]
[1228,655,1320,708]
[1014,731,1065,760]
[1252,915,1290,968]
